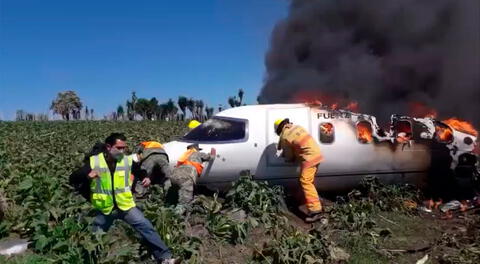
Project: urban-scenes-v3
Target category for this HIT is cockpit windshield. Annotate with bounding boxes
[181,117,247,143]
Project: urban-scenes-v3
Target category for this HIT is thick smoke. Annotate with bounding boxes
[259,0,479,125]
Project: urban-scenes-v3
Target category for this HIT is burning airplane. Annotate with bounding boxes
[163,104,479,194]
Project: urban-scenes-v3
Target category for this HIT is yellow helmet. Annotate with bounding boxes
[274,118,289,135]
[188,119,201,130]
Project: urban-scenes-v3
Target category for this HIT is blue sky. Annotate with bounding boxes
[0,0,287,120]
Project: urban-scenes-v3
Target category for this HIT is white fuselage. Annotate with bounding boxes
[164,104,476,193]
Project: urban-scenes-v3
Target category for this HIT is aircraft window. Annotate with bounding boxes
[319,122,334,144]
[434,121,453,144]
[394,121,412,143]
[356,121,373,144]
[182,117,246,142]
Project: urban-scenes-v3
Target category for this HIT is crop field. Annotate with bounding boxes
[0,121,479,264]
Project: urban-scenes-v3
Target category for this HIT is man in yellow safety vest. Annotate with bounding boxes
[71,133,177,264]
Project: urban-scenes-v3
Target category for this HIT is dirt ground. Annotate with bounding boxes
[193,203,480,264]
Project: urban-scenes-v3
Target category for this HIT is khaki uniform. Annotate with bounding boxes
[133,142,171,196]
[170,150,211,205]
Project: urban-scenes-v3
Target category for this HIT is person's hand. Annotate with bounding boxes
[141,177,151,187]
[88,170,99,179]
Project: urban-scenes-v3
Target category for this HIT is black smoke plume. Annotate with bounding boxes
[259,0,479,126]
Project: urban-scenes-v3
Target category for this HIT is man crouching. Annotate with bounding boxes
[170,143,213,214]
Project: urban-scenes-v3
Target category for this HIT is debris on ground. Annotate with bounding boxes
[0,238,29,256]
[415,254,429,264]
[440,200,462,212]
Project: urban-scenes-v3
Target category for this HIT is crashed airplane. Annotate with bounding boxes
[163,104,478,193]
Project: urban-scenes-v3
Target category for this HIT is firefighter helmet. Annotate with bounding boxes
[188,120,201,130]
[274,118,289,135]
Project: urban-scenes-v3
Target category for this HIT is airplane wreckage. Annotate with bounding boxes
[164,104,479,193]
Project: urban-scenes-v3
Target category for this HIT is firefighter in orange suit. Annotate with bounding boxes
[275,118,324,222]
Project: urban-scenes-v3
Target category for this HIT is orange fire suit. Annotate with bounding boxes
[278,124,324,213]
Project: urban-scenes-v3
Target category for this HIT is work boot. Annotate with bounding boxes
[174,205,187,215]
[305,210,324,223]
[160,258,180,264]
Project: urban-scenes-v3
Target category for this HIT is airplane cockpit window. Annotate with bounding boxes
[434,121,453,144]
[356,121,373,144]
[319,122,334,144]
[394,120,412,143]
[182,117,247,143]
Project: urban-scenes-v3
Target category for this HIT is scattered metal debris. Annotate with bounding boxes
[0,238,29,256]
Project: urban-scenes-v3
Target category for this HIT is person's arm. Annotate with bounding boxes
[69,161,93,201]
[198,152,213,162]
[69,162,92,185]
[138,154,172,186]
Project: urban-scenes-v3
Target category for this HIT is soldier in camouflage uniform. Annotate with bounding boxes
[171,143,212,212]
[132,141,172,197]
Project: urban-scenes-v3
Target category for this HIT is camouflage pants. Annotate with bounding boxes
[170,165,198,206]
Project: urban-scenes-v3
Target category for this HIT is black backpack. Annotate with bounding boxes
[69,142,106,201]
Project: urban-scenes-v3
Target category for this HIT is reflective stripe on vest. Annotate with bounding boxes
[89,154,135,214]
[176,149,204,175]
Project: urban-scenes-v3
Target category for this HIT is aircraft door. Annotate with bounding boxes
[259,107,311,179]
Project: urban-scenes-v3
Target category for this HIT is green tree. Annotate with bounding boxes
[165,99,178,121]
[205,106,214,119]
[126,91,137,120]
[195,100,204,121]
[16,110,26,121]
[135,98,151,120]
[228,89,245,108]
[228,97,236,108]
[186,98,195,119]
[50,90,83,121]
[85,106,89,120]
[117,105,125,120]
[238,89,244,106]
[178,96,188,120]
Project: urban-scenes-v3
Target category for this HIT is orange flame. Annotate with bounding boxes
[357,122,373,143]
[320,123,334,135]
[442,118,478,137]
[435,125,453,142]
[294,92,360,111]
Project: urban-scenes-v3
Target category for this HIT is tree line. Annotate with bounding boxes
[15,89,247,121]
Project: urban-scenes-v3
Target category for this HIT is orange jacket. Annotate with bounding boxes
[140,141,164,149]
[278,124,323,169]
[176,149,204,175]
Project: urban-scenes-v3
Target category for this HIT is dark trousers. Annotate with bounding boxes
[93,207,171,260]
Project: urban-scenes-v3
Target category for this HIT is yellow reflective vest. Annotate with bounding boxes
[89,153,135,215]
[278,124,323,169]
